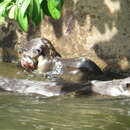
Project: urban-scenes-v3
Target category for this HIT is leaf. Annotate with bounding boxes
[47,0,63,19]
[32,8,44,25]
[39,8,44,22]
[33,0,40,15]
[41,0,51,16]
[20,0,31,17]
[32,0,42,24]
[39,0,43,4]
[16,0,24,6]
[0,0,12,16]
[0,0,64,32]
[14,5,18,20]
[27,0,33,17]
[15,0,31,31]
[8,5,16,19]
[17,8,28,32]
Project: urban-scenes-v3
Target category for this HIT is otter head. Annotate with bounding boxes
[18,37,61,70]
[17,48,40,70]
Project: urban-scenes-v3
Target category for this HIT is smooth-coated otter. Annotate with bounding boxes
[37,55,102,75]
[36,56,103,81]
[18,37,103,80]
[18,37,61,69]
[0,76,130,97]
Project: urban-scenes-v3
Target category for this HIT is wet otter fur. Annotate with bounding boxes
[37,56,103,82]
[18,37,103,80]
[37,55,102,75]
[0,76,130,97]
[18,37,61,58]
[18,37,61,69]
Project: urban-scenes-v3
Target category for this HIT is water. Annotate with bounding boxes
[0,62,130,130]
[0,94,130,130]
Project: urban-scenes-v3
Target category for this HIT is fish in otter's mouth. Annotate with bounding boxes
[20,56,38,70]
[17,47,40,70]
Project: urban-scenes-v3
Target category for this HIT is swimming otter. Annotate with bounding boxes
[0,76,130,97]
[37,55,102,75]
[36,56,103,81]
[18,37,103,80]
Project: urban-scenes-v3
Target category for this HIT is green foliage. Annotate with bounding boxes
[48,0,63,19]
[0,0,64,32]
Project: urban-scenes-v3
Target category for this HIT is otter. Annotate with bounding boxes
[0,76,130,97]
[37,55,102,75]
[18,37,61,69]
[18,37,103,81]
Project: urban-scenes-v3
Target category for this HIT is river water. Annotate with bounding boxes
[0,62,130,130]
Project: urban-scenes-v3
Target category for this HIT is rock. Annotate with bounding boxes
[41,0,130,72]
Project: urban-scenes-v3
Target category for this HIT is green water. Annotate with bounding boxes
[0,62,130,130]
[0,94,130,130]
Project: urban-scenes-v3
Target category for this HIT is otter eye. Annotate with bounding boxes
[36,49,41,53]
[32,49,41,55]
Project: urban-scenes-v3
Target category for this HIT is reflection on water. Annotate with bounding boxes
[0,62,20,78]
[0,62,47,81]
[0,62,130,130]
[0,94,130,130]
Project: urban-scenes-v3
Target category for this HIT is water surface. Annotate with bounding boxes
[0,94,130,130]
[0,62,130,130]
